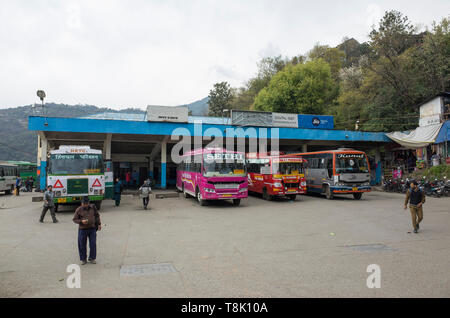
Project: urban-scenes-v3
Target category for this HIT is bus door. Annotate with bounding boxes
[0,167,5,190]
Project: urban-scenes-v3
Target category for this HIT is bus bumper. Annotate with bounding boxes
[332,186,371,194]
[53,195,104,204]
[272,190,306,196]
[203,192,248,200]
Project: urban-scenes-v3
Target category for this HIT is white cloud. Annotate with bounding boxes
[0,0,448,109]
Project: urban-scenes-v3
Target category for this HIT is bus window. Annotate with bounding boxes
[335,155,369,173]
[327,159,333,178]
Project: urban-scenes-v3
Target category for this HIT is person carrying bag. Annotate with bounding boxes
[139,179,152,210]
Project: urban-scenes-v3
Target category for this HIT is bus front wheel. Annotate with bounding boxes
[197,189,207,206]
[263,188,273,201]
[288,194,297,201]
[353,193,362,200]
[233,199,241,206]
[324,185,334,200]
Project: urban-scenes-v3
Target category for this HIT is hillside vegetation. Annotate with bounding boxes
[207,11,449,132]
[0,97,209,162]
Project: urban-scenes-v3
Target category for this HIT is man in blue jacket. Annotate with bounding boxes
[15,175,22,196]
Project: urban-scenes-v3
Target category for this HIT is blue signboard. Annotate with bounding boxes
[298,115,334,129]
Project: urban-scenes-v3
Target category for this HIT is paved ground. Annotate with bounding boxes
[0,190,449,298]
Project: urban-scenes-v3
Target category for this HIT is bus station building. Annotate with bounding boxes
[28,107,391,191]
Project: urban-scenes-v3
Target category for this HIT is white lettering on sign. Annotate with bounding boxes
[337,154,365,159]
[205,153,244,162]
[272,113,298,128]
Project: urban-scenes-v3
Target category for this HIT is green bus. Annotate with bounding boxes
[7,161,37,179]
[47,146,105,211]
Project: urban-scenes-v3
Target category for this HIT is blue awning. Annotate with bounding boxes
[435,121,450,144]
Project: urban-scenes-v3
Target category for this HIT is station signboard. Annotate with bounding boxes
[419,97,443,127]
[298,115,334,129]
[147,106,188,123]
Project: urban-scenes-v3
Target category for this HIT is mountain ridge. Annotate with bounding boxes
[0,97,209,162]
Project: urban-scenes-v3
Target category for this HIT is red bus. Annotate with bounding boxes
[246,152,307,201]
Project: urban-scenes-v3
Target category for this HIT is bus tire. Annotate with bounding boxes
[288,194,296,201]
[95,201,102,210]
[233,199,241,206]
[353,193,362,200]
[324,185,334,200]
[182,184,189,198]
[263,188,273,201]
[197,188,206,206]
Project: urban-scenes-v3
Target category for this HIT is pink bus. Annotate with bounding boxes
[176,148,248,206]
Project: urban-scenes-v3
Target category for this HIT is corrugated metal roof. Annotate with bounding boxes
[188,116,229,125]
[80,112,229,125]
[80,112,146,121]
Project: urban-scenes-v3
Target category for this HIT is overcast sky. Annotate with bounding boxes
[0,0,448,109]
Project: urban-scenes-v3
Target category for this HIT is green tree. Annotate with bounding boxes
[308,44,346,79]
[335,10,439,132]
[208,82,233,117]
[254,59,336,114]
[411,17,450,95]
[231,56,289,111]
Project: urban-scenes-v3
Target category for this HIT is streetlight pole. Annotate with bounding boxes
[36,90,47,126]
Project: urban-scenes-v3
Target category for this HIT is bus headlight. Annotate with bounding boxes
[204,188,215,193]
[274,183,283,188]
[90,188,93,193]
[239,187,248,193]
[301,182,306,187]
[63,189,66,193]
[94,190,99,195]
[55,191,61,197]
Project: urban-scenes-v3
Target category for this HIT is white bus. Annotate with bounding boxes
[0,163,18,195]
[47,146,105,210]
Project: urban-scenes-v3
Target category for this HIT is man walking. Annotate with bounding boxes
[40,185,58,223]
[404,180,425,233]
[73,196,101,265]
[15,175,22,196]
[113,178,123,207]
[139,179,152,210]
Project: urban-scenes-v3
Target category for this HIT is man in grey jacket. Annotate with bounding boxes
[39,185,58,223]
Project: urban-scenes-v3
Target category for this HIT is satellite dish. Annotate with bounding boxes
[37,90,46,102]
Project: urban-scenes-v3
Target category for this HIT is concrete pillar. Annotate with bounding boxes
[37,132,48,191]
[375,148,382,185]
[103,133,112,172]
[104,133,112,160]
[161,141,167,189]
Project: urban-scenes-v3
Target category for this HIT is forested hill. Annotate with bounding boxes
[0,97,209,162]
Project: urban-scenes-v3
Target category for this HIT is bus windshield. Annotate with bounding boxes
[335,154,369,173]
[203,153,245,177]
[49,154,104,175]
[274,162,304,175]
